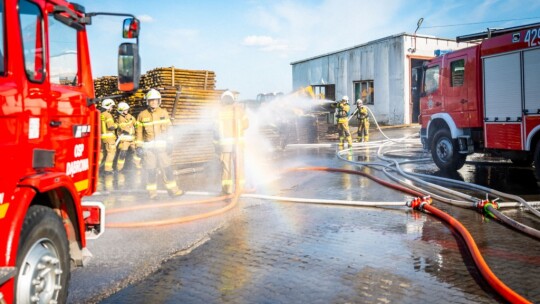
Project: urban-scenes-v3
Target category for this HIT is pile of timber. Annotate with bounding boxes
[93,67,221,167]
[141,67,216,90]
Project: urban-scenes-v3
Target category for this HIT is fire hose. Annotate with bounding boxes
[285,166,531,304]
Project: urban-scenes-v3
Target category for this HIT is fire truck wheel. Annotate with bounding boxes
[431,129,466,171]
[15,205,70,304]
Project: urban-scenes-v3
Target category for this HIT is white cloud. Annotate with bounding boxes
[242,35,289,52]
[137,14,154,23]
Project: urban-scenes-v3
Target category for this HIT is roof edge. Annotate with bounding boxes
[290,32,458,65]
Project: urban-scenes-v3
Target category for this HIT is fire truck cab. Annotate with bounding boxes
[0,0,140,303]
[420,23,540,176]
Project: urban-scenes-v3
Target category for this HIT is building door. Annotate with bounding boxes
[411,59,425,123]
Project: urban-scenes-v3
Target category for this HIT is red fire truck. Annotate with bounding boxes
[420,22,540,176]
[0,0,140,302]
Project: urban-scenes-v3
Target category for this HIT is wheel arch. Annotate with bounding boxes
[5,173,86,268]
[526,125,540,152]
[427,113,464,142]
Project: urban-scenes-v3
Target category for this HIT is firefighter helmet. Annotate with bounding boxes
[341,96,349,103]
[102,99,115,110]
[356,99,363,106]
[117,102,130,114]
[221,90,235,105]
[145,89,161,107]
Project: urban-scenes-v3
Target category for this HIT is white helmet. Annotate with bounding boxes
[102,99,115,110]
[117,102,130,113]
[356,99,363,106]
[341,96,349,103]
[145,89,161,107]
[221,90,236,105]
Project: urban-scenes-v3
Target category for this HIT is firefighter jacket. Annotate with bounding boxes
[135,106,172,149]
[116,113,137,142]
[100,111,117,144]
[335,102,350,124]
[215,104,249,153]
[356,106,368,121]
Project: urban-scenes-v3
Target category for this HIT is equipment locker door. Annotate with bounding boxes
[483,52,523,150]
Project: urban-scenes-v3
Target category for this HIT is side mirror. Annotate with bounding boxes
[118,42,140,92]
[122,18,140,39]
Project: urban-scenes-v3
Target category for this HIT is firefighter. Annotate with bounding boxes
[115,102,141,171]
[214,90,249,195]
[355,98,370,142]
[332,96,353,149]
[99,98,117,174]
[135,89,183,199]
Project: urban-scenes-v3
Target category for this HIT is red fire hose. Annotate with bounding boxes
[288,166,531,304]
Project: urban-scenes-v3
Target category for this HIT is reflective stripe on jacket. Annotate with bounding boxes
[136,107,172,147]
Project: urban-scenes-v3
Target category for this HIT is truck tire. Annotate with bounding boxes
[15,205,70,304]
[431,129,466,171]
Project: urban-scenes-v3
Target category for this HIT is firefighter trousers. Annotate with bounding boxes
[99,142,116,173]
[142,148,182,198]
[337,121,352,148]
[357,119,370,142]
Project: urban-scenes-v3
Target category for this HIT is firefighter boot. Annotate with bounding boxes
[164,167,184,197]
[364,135,369,142]
[347,136,353,149]
[147,169,159,200]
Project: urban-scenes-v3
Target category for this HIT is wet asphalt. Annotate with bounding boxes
[68,125,540,303]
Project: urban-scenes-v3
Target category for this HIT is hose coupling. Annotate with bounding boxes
[407,196,432,211]
[475,199,499,217]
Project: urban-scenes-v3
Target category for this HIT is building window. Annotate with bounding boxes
[450,59,464,87]
[48,13,78,86]
[424,65,439,93]
[312,84,335,101]
[354,81,374,105]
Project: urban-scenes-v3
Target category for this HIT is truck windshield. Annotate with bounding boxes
[424,66,440,94]
[19,0,45,82]
[48,14,78,86]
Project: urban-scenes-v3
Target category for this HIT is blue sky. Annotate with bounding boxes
[78,0,540,99]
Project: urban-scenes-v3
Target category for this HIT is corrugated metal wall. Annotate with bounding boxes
[292,34,475,125]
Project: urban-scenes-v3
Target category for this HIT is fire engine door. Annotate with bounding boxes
[47,11,92,192]
[19,0,53,167]
[445,54,469,126]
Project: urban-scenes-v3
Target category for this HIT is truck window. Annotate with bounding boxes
[424,66,439,93]
[48,15,78,85]
[18,0,45,83]
[0,0,4,74]
[450,59,465,87]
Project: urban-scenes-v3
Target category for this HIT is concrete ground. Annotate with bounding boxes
[68,125,540,303]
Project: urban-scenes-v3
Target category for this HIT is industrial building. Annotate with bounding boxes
[291,33,476,125]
